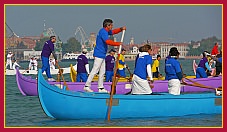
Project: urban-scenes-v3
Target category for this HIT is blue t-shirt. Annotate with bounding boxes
[165,58,182,80]
[134,54,152,80]
[77,54,88,73]
[105,55,115,71]
[93,28,113,58]
[41,40,54,58]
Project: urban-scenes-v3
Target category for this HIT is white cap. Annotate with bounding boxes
[9,51,12,54]
[82,49,88,53]
[205,52,211,56]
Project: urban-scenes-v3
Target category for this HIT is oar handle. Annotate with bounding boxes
[118,30,125,54]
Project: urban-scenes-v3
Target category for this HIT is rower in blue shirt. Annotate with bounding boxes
[131,44,153,95]
[165,47,182,95]
[83,18,126,93]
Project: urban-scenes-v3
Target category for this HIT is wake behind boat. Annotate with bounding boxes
[38,69,222,120]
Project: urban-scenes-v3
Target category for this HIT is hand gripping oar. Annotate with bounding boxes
[107,30,125,121]
[56,62,69,90]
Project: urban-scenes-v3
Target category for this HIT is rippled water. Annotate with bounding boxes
[5,59,222,127]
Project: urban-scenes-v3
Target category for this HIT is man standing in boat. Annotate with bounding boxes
[84,18,126,92]
[5,51,14,69]
[41,36,58,81]
[76,49,90,82]
[211,42,220,57]
[105,49,116,82]
[12,59,21,70]
[29,57,38,70]
[165,47,183,95]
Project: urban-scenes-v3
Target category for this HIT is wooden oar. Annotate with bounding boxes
[22,66,32,74]
[182,78,220,90]
[181,63,219,90]
[126,66,133,81]
[107,30,125,121]
[56,62,69,90]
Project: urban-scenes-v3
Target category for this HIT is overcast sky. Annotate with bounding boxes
[5,5,222,44]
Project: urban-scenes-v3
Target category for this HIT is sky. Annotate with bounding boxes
[5,5,222,44]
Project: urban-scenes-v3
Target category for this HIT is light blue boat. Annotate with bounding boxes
[38,69,222,120]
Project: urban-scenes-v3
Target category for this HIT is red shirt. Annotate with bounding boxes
[211,45,219,56]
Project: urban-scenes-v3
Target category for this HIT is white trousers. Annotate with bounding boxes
[85,57,105,88]
[6,60,12,69]
[168,79,181,95]
[131,74,152,94]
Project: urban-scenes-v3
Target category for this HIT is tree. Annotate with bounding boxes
[34,37,49,51]
[17,41,27,49]
[187,36,221,56]
[62,37,81,54]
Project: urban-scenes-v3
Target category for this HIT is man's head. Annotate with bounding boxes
[169,47,180,57]
[203,51,211,57]
[157,54,161,60]
[121,48,126,55]
[141,44,152,55]
[50,36,56,43]
[109,49,116,56]
[82,49,88,54]
[103,19,113,31]
[215,42,219,46]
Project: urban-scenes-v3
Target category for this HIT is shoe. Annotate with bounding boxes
[84,86,93,92]
[48,78,55,81]
[98,88,109,93]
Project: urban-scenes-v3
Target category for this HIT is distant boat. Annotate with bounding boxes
[5,64,76,75]
[38,69,222,120]
[62,51,94,61]
[62,53,80,60]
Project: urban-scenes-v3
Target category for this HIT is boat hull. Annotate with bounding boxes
[16,68,221,96]
[38,69,222,120]
[16,67,132,96]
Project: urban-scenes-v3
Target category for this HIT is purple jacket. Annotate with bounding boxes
[77,54,88,73]
[105,55,115,71]
[41,40,54,58]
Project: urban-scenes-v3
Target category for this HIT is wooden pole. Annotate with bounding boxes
[107,30,125,121]
[183,77,219,90]
[56,63,69,90]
